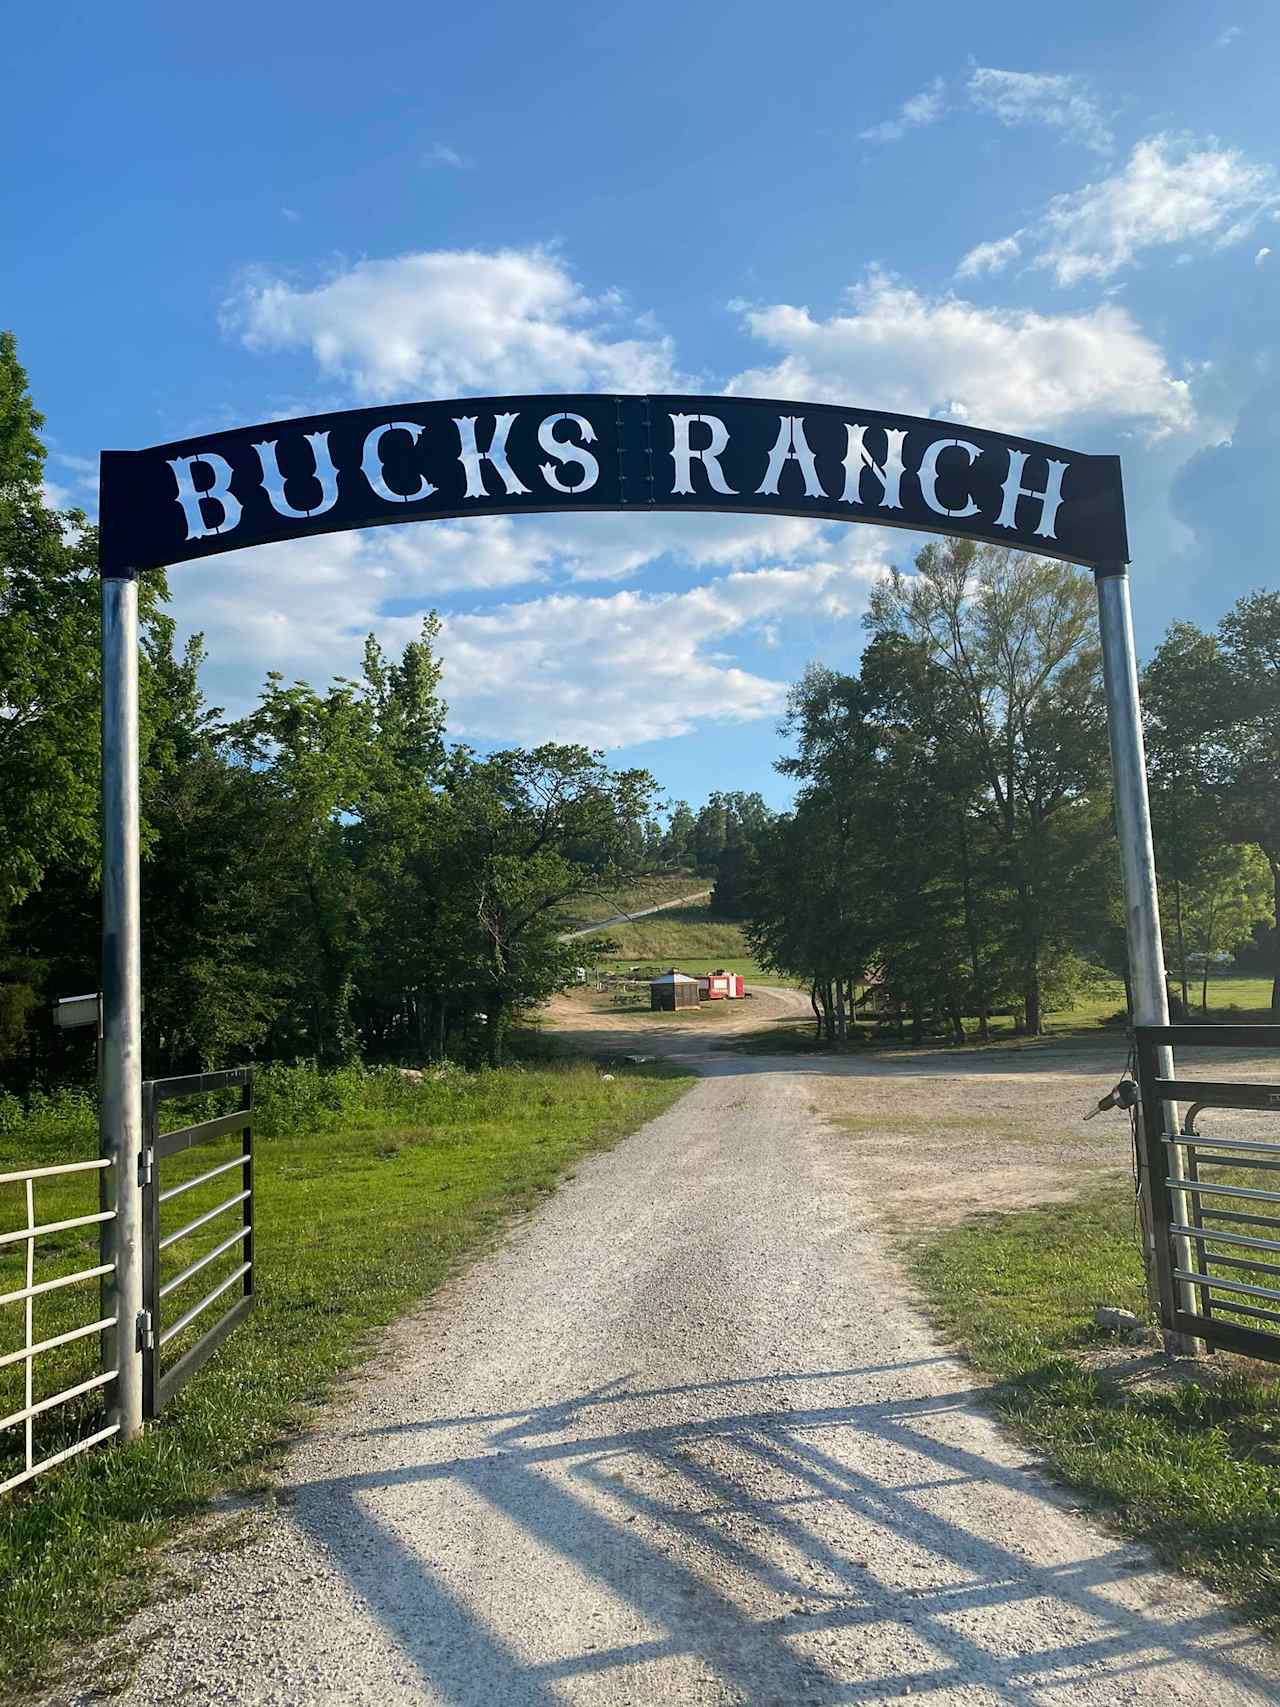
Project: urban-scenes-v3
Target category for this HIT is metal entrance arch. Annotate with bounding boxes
[95,391,1174,1436]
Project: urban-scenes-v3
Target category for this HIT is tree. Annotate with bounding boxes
[867,541,1110,1035]
[0,331,180,1074]
[440,745,657,1062]
[1176,845,1273,1013]
[1217,592,1280,1016]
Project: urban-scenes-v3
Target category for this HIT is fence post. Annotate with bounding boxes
[101,572,145,1438]
[1094,564,1202,1356]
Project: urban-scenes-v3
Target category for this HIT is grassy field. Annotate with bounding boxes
[725,973,1275,1054]
[0,1058,692,1696]
[914,1187,1280,1637]
[554,870,711,933]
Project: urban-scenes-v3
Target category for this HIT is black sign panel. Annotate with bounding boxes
[98,393,1128,576]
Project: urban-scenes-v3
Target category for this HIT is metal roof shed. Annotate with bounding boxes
[650,969,700,1011]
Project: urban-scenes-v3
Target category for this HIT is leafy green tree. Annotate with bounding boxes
[1175,844,1273,1013]
[867,541,1110,1034]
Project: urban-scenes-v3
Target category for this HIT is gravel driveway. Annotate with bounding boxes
[60,1028,1280,1705]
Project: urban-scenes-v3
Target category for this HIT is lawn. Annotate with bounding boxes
[725,972,1275,1054]
[914,1187,1280,1637]
[0,1057,693,1696]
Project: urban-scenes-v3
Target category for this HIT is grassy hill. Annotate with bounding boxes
[567,890,778,981]
[554,870,711,933]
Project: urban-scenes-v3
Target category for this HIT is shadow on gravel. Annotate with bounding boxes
[292,1365,1275,1705]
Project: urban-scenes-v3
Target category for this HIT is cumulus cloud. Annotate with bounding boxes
[965,135,1278,288]
[955,233,1024,278]
[859,77,947,144]
[224,247,681,399]
[1257,247,1272,265]
[727,270,1192,438]
[175,526,887,748]
[967,67,1113,153]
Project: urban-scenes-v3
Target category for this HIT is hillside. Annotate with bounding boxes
[568,891,773,980]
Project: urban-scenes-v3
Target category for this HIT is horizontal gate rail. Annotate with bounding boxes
[0,1157,120,1496]
[1136,1023,1280,1364]
[142,1068,255,1419]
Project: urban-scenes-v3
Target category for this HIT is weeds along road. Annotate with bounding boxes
[67,994,1280,1706]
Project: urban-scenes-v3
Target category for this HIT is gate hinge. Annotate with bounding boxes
[136,1309,154,1351]
[138,1147,154,1188]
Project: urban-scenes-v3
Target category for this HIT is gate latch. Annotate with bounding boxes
[1084,1077,1139,1121]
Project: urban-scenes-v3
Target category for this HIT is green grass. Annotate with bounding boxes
[554,870,711,932]
[0,1057,692,1696]
[723,972,1275,1055]
[914,1188,1280,1635]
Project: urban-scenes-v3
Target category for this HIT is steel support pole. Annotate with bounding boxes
[101,574,145,1438]
[1095,565,1201,1355]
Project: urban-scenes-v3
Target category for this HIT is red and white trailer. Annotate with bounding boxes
[697,969,745,1000]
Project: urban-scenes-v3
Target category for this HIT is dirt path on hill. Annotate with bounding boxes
[62,1004,1280,1705]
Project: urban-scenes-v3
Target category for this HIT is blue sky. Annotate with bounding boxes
[5,1,1278,809]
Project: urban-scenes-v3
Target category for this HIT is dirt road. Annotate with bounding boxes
[66,1003,1280,1705]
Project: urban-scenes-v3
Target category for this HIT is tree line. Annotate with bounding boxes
[1,335,686,1081]
[736,539,1278,1041]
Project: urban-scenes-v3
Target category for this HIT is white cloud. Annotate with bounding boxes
[860,77,946,144]
[956,233,1024,278]
[728,270,1192,438]
[424,143,473,170]
[967,67,1112,153]
[175,527,888,748]
[973,135,1278,288]
[225,247,681,399]
[1257,247,1272,265]
[419,552,887,747]
[1216,25,1242,46]
[281,206,301,222]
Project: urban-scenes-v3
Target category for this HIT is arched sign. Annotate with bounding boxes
[92,387,1184,1444]
[98,393,1128,576]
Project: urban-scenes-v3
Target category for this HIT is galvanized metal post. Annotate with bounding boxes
[1094,564,1201,1355]
[101,573,145,1437]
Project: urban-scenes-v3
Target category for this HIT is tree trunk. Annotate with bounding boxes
[957,810,990,1042]
[485,992,505,1066]
[1272,858,1280,1020]
[1173,875,1190,1009]
[1024,978,1042,1038]
[834,979,847,1042]
[809,980,822,1040]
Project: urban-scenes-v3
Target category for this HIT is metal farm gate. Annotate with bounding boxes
[1136,1025,1280,1360]
[141,1069,255,1418]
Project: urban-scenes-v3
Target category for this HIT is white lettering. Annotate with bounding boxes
[841,423,906,510]
[669,413,736,496]
[756,416,826,499]
[996,449,1069,540]
[918,438,982,519]
[361,421,436,504]
[454,413,531,499]
[537,413,600,494]
[167,453,242,540]
[253,431,339,519]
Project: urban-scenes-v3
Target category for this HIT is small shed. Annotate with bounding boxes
[650,969,700,1011]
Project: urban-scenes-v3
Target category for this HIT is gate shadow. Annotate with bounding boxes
[289,1364,1277,1705]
